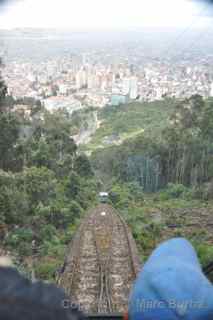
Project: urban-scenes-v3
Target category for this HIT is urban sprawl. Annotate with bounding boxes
[2,53,213,113]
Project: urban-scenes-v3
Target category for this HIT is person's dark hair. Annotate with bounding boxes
[0,266,85,320]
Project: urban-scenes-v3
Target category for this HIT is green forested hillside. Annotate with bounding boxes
[88,99,176,149]
[0,76,98,280]
[92,95,213,192]
[91,95,213,271]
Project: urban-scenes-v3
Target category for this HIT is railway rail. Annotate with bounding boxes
[57,204,141,314]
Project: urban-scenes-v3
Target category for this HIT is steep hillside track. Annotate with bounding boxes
[57,204,141,314]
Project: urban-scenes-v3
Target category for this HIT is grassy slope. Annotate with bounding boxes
[87,99,176,150]
[116,190,213,271]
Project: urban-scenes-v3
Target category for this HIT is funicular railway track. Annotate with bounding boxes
[92,211,113,313]
[57,204,141,314]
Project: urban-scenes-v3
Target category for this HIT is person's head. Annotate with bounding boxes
[0,265,85,320]
[129,238,213,320]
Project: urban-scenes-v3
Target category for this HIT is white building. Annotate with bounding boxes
[122,77,130,95]
[129,76,138,100]
[155,87,163,100]
[59,84,68,95]
[44,97,83,114]
[76,69,87,89]
[87,73,96,90]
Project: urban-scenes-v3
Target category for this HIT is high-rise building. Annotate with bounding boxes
[122,77,130,95]
[76,69,87,89]
[129,76,138,100]
[87,72,96,89]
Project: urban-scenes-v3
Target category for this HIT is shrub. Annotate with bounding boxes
[193,243,213,267]
[35,259,59,281]
[159,183,189,200]
[5,228,34,256]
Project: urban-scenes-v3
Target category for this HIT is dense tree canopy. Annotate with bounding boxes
[92,95,213,194]
[0,74,98,279]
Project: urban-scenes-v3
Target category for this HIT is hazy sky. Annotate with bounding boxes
[0,0,212,30]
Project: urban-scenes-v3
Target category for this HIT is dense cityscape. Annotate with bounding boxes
[2,28,213,113]
[2,53,213,113]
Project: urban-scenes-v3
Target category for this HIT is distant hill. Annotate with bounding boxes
[1,27,213,62]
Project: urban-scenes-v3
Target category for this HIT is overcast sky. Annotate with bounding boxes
[0,0,212,30]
